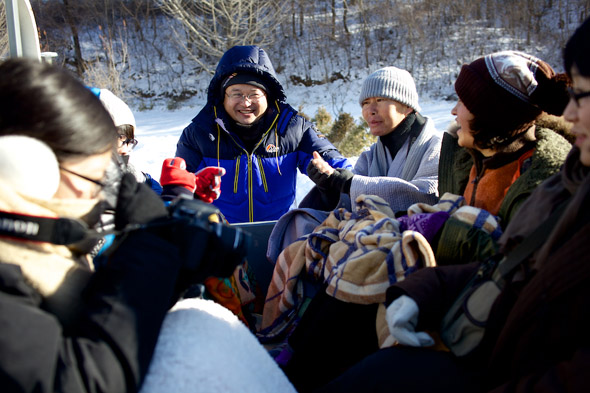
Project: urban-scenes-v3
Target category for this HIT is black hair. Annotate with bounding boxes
[0,59,117,162]
[564,16,590,77]
[469,117,534,151]
[117,124,135,139]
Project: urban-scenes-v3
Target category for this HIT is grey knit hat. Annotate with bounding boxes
[359,66,421,112]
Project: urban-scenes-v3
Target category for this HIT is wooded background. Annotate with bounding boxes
[1,0,588,155]
[2,1,587,99]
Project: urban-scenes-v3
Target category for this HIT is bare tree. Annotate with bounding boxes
[0,1,8,58]
[157,0,287,73]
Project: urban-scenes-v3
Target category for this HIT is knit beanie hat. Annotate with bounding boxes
[221,72,268,94]
[454,51,570,132]
[359,67,421,112]
[97,89,136,129]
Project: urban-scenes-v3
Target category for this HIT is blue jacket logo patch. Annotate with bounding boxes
[266,144,279,153]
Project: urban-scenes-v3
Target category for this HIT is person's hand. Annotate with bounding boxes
[386,295,434,347]
[310,151,335,176]
[307,151,354,193]
[159,157,196,192]
[114,172,168,230]
[194,167,226,203]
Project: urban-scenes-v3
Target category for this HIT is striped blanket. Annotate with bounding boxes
[258,193,502,344]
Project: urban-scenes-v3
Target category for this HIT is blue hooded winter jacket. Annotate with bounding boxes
[176,46,351,223]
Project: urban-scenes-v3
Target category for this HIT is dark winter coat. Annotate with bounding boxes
[176,46,351,223]
[435,126,571,266]
[386,147,590,392]
[0,231,183,393]
[0,174,184,392]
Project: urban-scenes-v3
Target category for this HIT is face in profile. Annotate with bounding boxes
[361,97,413,137]
[563,65,590,166]
[117,134,138,156]
[223,84,268,126]
[451,100,477,150]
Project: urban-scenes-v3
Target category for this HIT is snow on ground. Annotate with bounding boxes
[132,98,456,205]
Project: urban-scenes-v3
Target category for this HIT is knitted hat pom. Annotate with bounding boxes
[529,71,571,116]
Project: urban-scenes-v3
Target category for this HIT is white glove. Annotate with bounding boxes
[386,295,435,347]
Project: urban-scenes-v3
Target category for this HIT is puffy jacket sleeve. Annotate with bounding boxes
[434,217,500,266]
[176,121,206,173]
[0,231,184,393]
[296,118,352,174]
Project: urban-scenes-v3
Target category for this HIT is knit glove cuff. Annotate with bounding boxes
[160,157,196,192]
[307,162,354,194]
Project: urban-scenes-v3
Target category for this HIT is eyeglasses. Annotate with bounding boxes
[59,166,107,197]
[118,135,138,149]
[567,87,590,107]
[225,92,265,103]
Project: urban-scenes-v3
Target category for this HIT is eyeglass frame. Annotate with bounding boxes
[118,134,138,149]
[225,91,266,103]
[567,86,590,107]
[59,166,108,197]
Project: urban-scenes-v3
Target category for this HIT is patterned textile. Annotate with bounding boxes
[259,194,441,341]
[259,192,504,344]
[377,193,504,347]
[203,259,264,331]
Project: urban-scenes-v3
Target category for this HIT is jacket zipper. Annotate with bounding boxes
[217,105,280,222]
[257,156,269,192]
[470,175,479,206]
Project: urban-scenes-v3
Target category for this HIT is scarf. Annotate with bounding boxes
[368,112,423,177]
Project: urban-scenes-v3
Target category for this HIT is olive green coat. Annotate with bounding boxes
[435,127,571,265]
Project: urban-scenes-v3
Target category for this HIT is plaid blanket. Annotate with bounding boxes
[259,194,444,340]
[259,193,504,344]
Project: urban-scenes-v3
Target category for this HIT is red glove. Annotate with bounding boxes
[160,157,196,192]
[194,166,226,203]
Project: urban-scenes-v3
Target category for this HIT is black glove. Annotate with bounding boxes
[114,172,168,230]
[307,161,354,194]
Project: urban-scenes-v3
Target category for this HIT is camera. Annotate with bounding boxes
[163,197,251,282]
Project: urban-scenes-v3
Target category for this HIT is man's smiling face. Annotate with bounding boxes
[223,84,268,126]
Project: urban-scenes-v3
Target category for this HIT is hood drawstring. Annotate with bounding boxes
[273,101,282,176]
[213,107,224,168]
[275,127,281,176]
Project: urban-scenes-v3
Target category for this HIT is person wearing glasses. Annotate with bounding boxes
[175,45,351,223]
[94,88,162,195]
[0,58,295,393]
[315,17,590,393]
[0,58,183,392]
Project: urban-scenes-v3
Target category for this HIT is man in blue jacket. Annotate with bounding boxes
[176,45,351,223]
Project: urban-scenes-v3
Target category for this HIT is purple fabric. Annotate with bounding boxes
[397,211,450,242]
